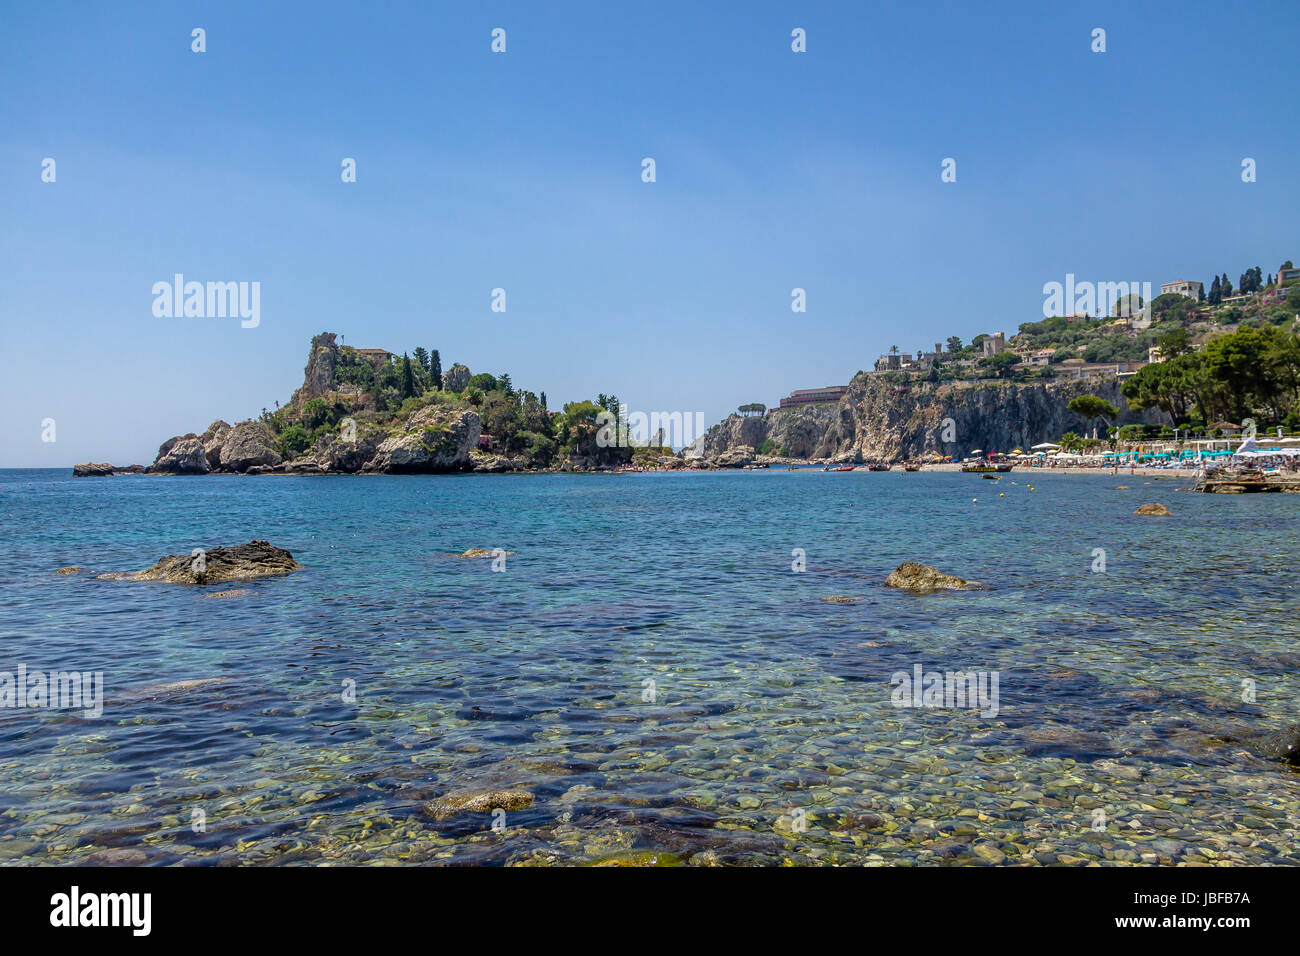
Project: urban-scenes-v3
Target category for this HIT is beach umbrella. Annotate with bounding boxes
[1010,448,1024,455]
[970,449,984,454]
[1031,442,1060,450]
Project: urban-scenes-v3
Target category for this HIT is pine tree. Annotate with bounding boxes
[430,350,442,390]
[400,353,415,398]
[1209,275,1221,304]
[413,347,428,373]
[540,391,547,411]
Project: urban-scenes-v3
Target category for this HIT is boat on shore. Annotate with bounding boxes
[961,463,1013,474]
[826,464,856,472]
[903,463,921,472]
[867,464,892,472]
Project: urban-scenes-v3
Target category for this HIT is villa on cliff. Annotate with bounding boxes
[779,386,849,408]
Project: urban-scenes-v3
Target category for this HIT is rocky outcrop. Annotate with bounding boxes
[702,377,1163,461]
[442,363,471,393]
[299,332,339,401]
[218,422,282,472]
[363,406,481,473]
[72,462,114,477]
[885,561,982,592]
[713,445,755,468]
[152,435,210,474]
[471,450,526,472]
[200,420,231,468]
[99,540,300,584]
[1135,503,1172,516]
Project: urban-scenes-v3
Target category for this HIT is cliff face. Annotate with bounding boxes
[704,377,1163,461]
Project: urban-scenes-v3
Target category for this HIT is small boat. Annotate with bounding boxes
[867,464,891,472]
[961,463,1013,474]
[981,473,1000,480]
[904,464,921,472]
[830,465,856,472]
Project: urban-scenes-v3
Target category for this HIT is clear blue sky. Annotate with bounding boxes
[2,0,1297,466]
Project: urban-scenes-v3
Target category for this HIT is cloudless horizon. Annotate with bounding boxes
[2,0,1297,466]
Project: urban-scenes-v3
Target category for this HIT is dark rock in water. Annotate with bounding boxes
[1249,724,1300,765]
[424,788,534,819]
[885,561,981,592]
[72,462,114,477]
[55,566,81,574]
[1135,503,1172,516]
[99,540,300,584]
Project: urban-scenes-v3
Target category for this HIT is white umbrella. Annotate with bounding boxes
[1032,442,1060,450]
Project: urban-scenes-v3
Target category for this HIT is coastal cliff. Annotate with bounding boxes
[704,377,1163,462]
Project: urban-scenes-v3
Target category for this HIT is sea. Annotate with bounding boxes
[1,467,1298,865]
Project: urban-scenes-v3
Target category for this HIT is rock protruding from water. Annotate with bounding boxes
[72,462,114,477]
[100,540,300,584]
[152,435,211,474]
[424,788,534,820]
[218,422,282,472]
[885,561,981,592]
[1135,503,1172,516]
[1249,724,1300,765]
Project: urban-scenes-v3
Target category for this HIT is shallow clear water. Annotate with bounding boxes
[1,468,1298,866]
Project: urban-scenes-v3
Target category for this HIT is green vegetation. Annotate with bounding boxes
[256,333,652,470]
[1122,325,1300,427]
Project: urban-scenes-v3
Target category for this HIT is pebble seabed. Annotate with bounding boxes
[1,469,1297,866]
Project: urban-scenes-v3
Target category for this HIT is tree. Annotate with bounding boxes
[430,350,443,390]
[1221,273,1233,297]
[499,372,513,396]
[1067,394,1119,436]
[413,347,429,373]
[1156,327,1192,359]
[977,352,1019,378]
[947,336,963,353]
[539,391,547,411]
[1209,275,1221,305]
[400,353,416,398]
[890,345,899,355]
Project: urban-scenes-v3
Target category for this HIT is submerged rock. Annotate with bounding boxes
[55,566,81,575]
[99,540,300,584]
[424,788,534,819]
[457,548,514,559]
[1135,503,1172,516]
[885,561,981,592]
[821,595,861,603]
[1249,724,1300,765]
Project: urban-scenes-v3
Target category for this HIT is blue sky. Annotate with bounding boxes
[2,0,1297,466]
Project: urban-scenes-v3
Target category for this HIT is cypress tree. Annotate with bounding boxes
[400,353,415,398]
[430,350,443,390]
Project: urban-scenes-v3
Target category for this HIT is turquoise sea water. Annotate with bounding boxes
[1,467,1298,866]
